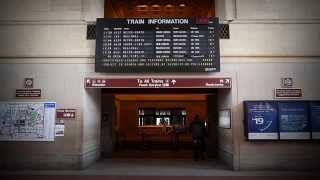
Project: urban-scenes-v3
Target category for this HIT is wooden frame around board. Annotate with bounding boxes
[104,0,215,18]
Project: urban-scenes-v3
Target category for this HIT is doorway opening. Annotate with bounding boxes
[100,89,220,161]
[94,0,231,171]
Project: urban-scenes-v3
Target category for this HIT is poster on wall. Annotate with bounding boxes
[278,101,310,140]
[0,102,56,141]
[55,123,65,137]
[310,101,320,140]
[244,101,278,140]
[219,109,231,128]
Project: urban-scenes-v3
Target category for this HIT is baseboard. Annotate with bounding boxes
[218,149,234,170]
[0,154,81,170]
[80,146,101,169]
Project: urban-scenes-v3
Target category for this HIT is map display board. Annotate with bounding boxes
[310,101,320,139]
[244,101,278,140]
[278,101,310,140]
[95,17,220,73]
[0,102,56,141]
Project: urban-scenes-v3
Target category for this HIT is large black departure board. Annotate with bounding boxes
[95,17,220,73]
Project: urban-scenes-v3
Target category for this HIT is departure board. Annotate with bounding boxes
[95,18,220,73]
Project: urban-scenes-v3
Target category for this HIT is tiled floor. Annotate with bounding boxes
[1,158,319,177]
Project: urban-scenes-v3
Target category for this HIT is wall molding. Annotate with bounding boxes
[221,56,320,63]
[0,57,94,64]
[0,20,88,26]
[231,19,320,24]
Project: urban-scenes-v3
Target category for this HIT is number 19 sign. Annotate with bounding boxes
[244,101,278,140]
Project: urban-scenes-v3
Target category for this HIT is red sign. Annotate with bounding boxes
[274,88,303,99]
[196,17,209,24]
[56,109,76,119]
[85,77,231,89]
[16,89,41,98]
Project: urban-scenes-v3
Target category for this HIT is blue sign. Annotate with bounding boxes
[310,101,320,139]
[44,103,56,108]
[245,101,278,140]
[278,101,310,139]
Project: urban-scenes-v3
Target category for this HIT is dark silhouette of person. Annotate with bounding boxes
[189,114,206,161]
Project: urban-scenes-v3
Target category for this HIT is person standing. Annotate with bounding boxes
[189,114,206,161]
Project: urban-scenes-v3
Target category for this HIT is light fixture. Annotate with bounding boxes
[136,4,148,11]
[165,4,174,8]
[151,4,161,11]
